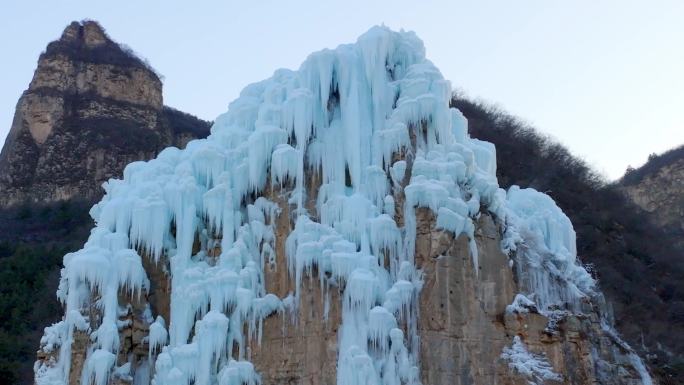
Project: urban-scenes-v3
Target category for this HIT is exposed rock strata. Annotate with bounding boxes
[621,157,684,231]
[0,21,210,207]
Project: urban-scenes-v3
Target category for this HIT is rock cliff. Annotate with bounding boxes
[620,150,684,232]
[32,26,653,385]
[0,21,211,207]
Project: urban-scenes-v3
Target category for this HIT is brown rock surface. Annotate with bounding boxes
[415,210,647,385]
[0,20,210,207]
[416,210,516,385]
[621,157,684,231]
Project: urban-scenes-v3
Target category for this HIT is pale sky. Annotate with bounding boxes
[1,1,683,180]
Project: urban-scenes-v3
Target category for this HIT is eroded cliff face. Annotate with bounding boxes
[0,21,210,207]
[621,158,684,231]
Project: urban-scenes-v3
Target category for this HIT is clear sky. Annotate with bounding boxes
[1,1,682,180]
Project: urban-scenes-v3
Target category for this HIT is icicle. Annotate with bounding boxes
[149,316,168,360]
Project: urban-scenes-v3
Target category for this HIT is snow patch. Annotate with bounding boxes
[501,336,562,385]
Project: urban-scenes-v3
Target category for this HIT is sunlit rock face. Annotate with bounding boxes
[0,20,210,207]
[621,156,684,232]
[34,26,653,385]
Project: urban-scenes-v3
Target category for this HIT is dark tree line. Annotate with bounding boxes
[0,201,93,385]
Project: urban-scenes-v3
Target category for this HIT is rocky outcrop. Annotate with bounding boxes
[621,156,684,231]
[0,21,210,207]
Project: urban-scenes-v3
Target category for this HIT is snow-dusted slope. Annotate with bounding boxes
[35,26,648,385]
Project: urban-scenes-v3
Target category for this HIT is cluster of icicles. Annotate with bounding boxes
[36,26,595,385]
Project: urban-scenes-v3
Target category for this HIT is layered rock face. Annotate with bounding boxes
[34,26,652,385]
[0,21,210,207]
[415,211,648,385]
[621,157,684,231]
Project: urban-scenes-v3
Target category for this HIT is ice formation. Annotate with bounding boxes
[501,336,562,385]
[504,186,595,311]
[35,25,646,385]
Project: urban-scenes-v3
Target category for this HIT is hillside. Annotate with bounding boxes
[453,96,684,384]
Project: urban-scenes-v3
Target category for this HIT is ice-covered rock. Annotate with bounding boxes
[34,25,652,385]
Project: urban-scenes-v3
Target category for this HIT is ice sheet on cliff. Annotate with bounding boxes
[35,25,648,385]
